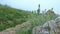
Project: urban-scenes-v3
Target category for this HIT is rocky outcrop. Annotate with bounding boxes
[32,16,60,34]
[55,16,60,34]
[42,20,56,34]
[32,26,43,34]
[32,20,56,34]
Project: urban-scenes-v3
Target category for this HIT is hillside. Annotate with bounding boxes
[0,4,31,31]
[15,9,58,34]
[0,4,59,34]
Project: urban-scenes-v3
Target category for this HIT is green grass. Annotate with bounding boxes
[0,4,58,34]
[16,13,58,34]
[0,4,31,31]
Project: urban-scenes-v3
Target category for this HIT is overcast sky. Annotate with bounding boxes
[0,0,60,14]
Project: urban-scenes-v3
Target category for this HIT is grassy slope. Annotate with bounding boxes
[0,4,58,34]
[0,4,31,31]
[16,11,58,34]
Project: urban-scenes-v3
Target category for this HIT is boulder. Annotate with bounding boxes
[32,26,43,34]
[32,16,60,34]
[55,16,60,33]
[42,20,56,34]
[32,20,56,34]
[43,20,56,30]
[55,16,60,26]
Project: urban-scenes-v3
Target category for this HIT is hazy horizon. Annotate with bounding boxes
[0,0,60,15]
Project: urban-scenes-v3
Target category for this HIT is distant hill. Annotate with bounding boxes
[0,4,31,31]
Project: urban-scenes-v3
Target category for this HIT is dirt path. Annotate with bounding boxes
[0,21,30,34]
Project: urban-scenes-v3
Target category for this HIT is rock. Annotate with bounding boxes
[55,16,60,33]
[32,20,56,34]
[32,16,60,34]
[43,20,56,30]
[42,20,56,34]
[32,26,43,34]
[55,16,60,26]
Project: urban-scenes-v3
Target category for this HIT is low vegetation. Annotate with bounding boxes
[16,10,58,34]
[0,4,58,34]
[0,4,31,31]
